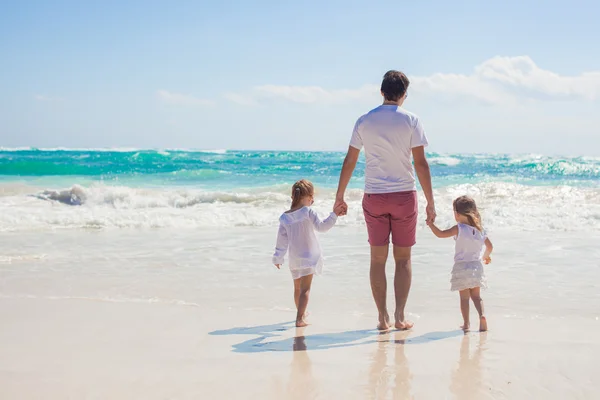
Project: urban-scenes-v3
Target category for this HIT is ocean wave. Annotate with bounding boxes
[0,182,598,232]
[429,156,461,166]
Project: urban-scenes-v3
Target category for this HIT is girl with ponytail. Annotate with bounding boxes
[427,196,494,332]
[272,179,346,327]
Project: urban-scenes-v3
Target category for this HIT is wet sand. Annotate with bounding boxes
[1,227,599,399]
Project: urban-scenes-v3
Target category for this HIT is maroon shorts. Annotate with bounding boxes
[362,191,418,247]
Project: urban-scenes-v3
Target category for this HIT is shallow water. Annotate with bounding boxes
[1,227,598,399]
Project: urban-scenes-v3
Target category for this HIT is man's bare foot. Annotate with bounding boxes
[377,321,390,330]
[377,313,391,330]
[395,320,414,330]
[394,311,414,330]
[479,316,488,332]
[461,323,470,332]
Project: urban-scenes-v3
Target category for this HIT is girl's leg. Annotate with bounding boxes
[459,289,471,331]
[295,274,313,327]
[293,279,301,310]
[469,287,487,331]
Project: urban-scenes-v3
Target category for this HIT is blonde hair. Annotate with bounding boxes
[453,195,483,232]
[291,179,314,209]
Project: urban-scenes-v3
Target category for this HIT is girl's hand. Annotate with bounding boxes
[274,264,281,269]
[483,256,491,265]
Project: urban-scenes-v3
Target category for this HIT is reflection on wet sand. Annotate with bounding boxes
[287,329,319,399]
[392,332,412,400]
[450,333,488,400]
[211,322,464,398]
[367,331,413,399]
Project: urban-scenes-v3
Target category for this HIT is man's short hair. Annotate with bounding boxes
[381,70,410,102]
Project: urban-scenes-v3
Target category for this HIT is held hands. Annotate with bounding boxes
[333,197,348,216]
[334,202,347,216]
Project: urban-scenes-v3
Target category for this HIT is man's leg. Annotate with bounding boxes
[393,246,413,330]
[390,191,418,330]
[370,245,390,330]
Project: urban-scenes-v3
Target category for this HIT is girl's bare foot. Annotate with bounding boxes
[395,320,414,330]
[296,318,309,327]
[479,316,488,332]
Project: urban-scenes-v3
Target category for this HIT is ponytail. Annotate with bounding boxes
[453,196,483,232]
[291,179,314,209]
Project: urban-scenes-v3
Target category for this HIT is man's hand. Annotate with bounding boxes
[426,203,436,224]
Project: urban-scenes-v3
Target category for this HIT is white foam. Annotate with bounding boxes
[429,156,461,166]
[0,182,598,232]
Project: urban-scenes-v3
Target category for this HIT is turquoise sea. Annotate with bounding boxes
[0,148,599,231]
[1,148,599,187]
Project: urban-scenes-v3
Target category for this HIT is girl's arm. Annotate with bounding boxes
[483,237,493,264]
[428,223,458,238]
[272,223,288,268]
[309,208,337,233]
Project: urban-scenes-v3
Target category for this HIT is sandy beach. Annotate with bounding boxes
[1,226,599,399]
[3,0,600,396]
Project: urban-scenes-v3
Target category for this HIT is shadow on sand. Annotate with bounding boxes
[209,321,463,353]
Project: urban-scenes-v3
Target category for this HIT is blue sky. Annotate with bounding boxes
[1,0,599,155]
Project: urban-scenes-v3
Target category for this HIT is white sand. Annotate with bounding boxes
[1,227,599,399]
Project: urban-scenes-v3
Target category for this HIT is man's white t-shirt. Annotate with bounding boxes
[349,105,429,194]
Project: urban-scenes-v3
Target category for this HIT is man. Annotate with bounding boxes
[334,70,436,330]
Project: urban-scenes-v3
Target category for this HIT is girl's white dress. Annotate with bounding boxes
[272,207,337,279]
[451,223,488,291]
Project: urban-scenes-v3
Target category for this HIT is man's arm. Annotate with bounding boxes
[412,146,436,223]
[335,146,360,212]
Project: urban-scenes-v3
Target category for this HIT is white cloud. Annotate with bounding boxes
[414,56,600,103]
[225,56,600,106]
[34,94,64,102]
[476,56,600,100]
[157,90,214,106]
[222,92,259,106]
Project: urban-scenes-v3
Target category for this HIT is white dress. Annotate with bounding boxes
[450,223,488,291]
[272,207,338,279]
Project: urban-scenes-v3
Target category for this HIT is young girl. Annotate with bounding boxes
[272,179,345,327]
[427,196,494,332]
